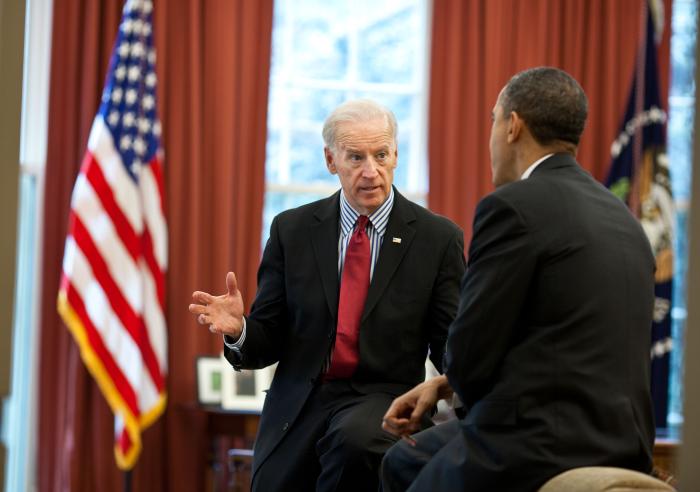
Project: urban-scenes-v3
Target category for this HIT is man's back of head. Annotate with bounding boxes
[501,67,589,148]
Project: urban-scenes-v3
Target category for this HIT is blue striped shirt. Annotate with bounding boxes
[338,188,394,281]
[225,189,395,352]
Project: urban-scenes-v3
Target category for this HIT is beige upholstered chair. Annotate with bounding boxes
[538,467,676,492]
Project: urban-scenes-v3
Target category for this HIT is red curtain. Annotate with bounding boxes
[428,0,672,242]
[37,0,272,490]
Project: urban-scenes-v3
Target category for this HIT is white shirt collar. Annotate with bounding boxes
[339,188,394,237]
[521,153,554,180]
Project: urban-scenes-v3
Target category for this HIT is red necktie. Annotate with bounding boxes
[326,215,371,379]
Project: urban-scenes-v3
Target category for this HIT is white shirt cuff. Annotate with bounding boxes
[223,317,246,350]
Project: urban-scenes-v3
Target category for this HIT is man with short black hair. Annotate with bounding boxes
[381,67,655,491]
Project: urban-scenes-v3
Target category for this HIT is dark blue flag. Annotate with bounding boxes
[606,3,674,428]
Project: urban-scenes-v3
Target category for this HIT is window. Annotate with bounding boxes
[1,0,53,490]
[263,0,430,244]
[667,0,697,431]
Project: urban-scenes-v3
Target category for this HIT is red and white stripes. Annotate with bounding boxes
[58,114,167,469]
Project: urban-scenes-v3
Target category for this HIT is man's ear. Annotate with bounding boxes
[324,147,337,174]
[507,111,523,143]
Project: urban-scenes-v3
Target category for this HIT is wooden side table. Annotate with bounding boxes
[182,403,260,492]
[653,437,680,483]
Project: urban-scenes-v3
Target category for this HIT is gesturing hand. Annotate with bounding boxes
[381,375,453,443]
[189,272,245,339]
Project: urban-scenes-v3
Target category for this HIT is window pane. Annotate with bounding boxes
[668,102,694,201]
[3,173,38,492]
[290,7,350,80]
[265,128,282,182]
[289,130,331,184]
[394,133,411,190]
[357,5,423,84]
[288,88,348,125]
[667,0,697,430]
[670,0,698,98]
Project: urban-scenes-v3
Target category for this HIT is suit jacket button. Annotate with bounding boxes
[282,422,289,432]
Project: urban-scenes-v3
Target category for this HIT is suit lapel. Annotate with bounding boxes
[361,190,415,322]
[310,192,341,321]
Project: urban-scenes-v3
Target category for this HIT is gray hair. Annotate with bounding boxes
[322,99,398,151]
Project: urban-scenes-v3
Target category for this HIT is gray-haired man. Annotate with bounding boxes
[190,99,465,491]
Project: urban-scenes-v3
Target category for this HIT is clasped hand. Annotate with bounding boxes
[381,375,454,445]
[188,272,245,339]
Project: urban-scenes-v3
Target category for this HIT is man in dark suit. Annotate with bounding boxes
[381,67,656,491]
[189,99,465,491]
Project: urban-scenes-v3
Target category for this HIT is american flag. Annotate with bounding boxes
[57,0,167,470]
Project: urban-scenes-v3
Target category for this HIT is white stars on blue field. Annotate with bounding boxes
[99,0,161,181]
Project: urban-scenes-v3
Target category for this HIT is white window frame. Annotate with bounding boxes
[2,0,53,490]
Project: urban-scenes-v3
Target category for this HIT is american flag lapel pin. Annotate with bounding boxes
[392,237,402,244]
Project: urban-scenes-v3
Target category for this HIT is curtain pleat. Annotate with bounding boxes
[428,0,672,244]
[37,1,272,490]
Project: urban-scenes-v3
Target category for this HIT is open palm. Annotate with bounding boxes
[189,272,245,338]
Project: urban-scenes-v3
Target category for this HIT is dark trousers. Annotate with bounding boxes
[381,419,463,492]
[252,380,399,492]
[381,419,559,492]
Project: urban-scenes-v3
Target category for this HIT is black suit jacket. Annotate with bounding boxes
[225,187,465,476]
[445,153,656,491]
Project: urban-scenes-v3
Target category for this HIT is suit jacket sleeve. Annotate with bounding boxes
[225,215,287,370]
[444,192,536,408]
[428,227,466,372]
